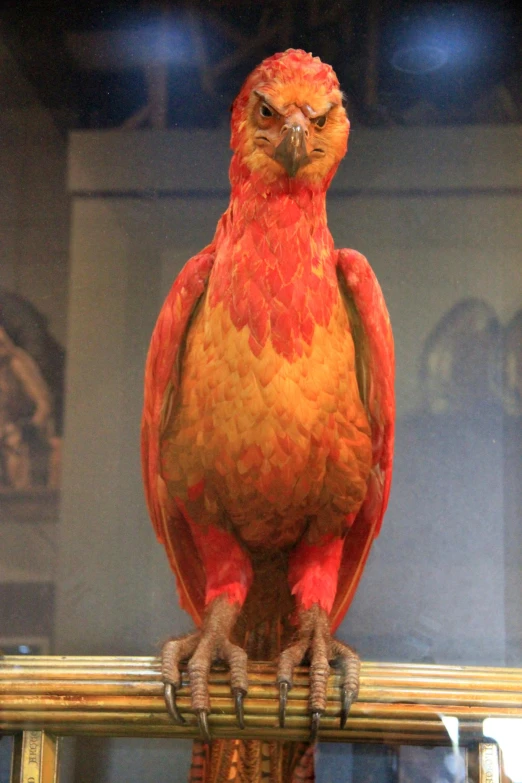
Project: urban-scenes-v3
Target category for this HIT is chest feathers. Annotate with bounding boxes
[208,180,339,361]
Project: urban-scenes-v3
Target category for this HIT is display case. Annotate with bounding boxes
[0,3,521,781]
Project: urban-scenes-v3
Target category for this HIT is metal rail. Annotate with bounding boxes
[2,656,522,745]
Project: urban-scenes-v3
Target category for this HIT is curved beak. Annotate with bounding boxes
[274,123,310,178]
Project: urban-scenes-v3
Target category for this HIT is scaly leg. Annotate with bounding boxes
[277,534,360,741]
[161,521,253,742]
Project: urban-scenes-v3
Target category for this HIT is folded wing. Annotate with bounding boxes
[330,248,395,632]
[141,246,215,626]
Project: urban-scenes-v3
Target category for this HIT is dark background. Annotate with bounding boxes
[2,0,522,131]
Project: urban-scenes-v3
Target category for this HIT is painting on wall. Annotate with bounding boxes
[0,288,65,520]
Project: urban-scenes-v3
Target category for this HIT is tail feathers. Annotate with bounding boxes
[189,740,314,783]
[286,743,315,783]
[189,742,210,782]
[189,602,314,782]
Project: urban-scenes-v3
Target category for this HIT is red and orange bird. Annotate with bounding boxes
[142,49,394,781]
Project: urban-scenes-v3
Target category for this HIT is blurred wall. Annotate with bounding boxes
[0,37,69,346]
[0,36,68,655]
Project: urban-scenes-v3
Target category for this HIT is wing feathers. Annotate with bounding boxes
[330,249,395,632]
[141,247,215,624]
[337,248,395,534]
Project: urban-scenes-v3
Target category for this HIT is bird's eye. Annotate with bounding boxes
[260,103,274,118]
[312,114,327,129]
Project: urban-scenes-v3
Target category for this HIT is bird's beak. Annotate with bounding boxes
[274,124,311,178]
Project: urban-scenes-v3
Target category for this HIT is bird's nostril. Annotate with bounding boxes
[281,123,308,140]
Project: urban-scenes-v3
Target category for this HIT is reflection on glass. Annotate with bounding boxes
[439,715,460,755]
[483,719,522,783]
[399,745,466,783]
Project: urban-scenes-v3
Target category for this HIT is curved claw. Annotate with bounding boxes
[233,688,246,730]
[164,683,186,725]
[310,710,323,744]
[197,710,212,744]
[340,687,354,729]
[278,681,289,728]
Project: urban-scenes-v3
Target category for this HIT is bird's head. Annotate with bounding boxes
[231,49,349,189]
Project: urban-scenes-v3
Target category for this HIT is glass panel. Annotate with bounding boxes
[1,2,521,782]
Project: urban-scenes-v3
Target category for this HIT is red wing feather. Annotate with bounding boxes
[330,248,395,632]
[141,245,215,626]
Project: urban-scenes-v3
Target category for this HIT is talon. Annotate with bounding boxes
[340,686,354,729]
[278,680,289,728]
[234,688,246,729]
[164,683,186,724]
[197,710,212,744]
[310,710,322,743]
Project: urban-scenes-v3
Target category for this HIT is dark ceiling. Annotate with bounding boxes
[2,0,521,130]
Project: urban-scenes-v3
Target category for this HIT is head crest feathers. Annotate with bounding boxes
[231,49,341,151]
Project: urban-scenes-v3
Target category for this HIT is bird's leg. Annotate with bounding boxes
[162,595,248,741]
[161,522,253,742]
[277,534,360,741]
[277,603,360,740]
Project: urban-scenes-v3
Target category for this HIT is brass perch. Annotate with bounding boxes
[1,656,522,744]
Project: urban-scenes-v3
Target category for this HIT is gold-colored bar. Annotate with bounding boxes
[10,731,60,783]
[3,689,522,712]
[1,656,522,744]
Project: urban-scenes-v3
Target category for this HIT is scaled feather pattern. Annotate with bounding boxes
[142,49,395,782]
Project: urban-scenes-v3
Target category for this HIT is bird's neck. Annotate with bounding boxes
[226,156,331,241]
[215,156,335,272]
[207,157,340,360]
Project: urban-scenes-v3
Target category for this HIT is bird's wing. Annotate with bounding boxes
[330,248,395,632]
[141,246,215,626]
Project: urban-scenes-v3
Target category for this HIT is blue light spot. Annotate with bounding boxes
[392,45,449,74]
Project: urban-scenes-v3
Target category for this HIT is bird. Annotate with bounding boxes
[141,48,395,782]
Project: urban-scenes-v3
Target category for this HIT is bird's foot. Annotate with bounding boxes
[161,595,247,742]
[277,603,360,742]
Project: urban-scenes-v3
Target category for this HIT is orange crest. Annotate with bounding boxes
[231,49,344,153]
